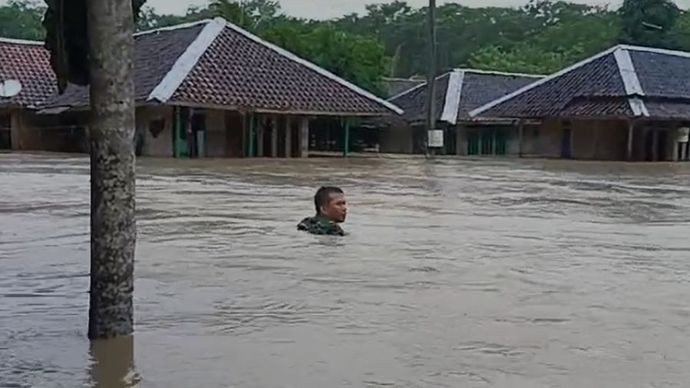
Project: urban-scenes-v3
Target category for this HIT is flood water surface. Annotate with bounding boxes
[1,153,690,387]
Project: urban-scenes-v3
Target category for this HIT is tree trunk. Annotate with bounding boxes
[87,0,137,340]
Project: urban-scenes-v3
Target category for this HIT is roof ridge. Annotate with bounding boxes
[0,37,44,46]
[135,19,212,37]
[147,18,226,103]
[440,70,464,124]
[469,45,621,118]
[388,72,452,102]
[613,47,649,117]
[455,68,545,78]
[218,17,403,114]
[619,44,690,60]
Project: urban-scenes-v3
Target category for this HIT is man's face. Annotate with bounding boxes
[321,193,347,223]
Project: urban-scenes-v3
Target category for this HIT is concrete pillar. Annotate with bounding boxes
[627,121,634,161]
[271,116,278,158]
[299,116,309,158]
[284,117,292,158]
[456,126,465,156]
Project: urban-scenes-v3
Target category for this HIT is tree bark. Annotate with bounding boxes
[87,0,137,340]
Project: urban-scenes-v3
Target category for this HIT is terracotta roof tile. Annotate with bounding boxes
[471,45,690,121]
[390,70,541,125]
[41,23,205,109]
[42,19,399,116]
[0,39,57,108]
[169,24,397,115]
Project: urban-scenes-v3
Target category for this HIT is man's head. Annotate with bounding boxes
[314,186,347,223]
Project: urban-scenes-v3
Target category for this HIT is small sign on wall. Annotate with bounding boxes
[677,127,689,143]
[428,130,444,148]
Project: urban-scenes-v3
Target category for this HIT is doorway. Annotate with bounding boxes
[0,113,11,149]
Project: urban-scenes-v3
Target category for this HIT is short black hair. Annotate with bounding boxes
[314,186,343,214]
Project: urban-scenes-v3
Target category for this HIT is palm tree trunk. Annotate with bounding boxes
[87,0,137,340]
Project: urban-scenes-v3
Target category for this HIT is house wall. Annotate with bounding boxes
[521,118,564,158]
[205,109,227,158]
[568,119,628,160]
[136,106,174,157]
[380,125,414,154]
[8,110,85,152]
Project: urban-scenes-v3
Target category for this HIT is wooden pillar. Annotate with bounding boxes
[299,116,309,158]
[627,120,635,161]
[343,118,350,157]
[256,116,265,157]
[652,130,659,162]
[285,117,292,158]
[271,115,279,158]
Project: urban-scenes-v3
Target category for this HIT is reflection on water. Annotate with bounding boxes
[89,336,138,388]
[1,153,690,387]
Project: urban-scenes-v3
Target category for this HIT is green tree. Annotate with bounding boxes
[0,0,45,40]
[619,0,681,48]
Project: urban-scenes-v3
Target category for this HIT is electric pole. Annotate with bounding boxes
[425,0,438,157]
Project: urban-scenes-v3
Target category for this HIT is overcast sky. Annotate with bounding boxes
[143,0,690,19]
[1,0,688,19]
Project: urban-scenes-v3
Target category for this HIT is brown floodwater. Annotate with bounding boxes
[1,152,690,388]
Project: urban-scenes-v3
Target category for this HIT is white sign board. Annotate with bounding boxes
[677,127,689,143]
[428,130,444,148]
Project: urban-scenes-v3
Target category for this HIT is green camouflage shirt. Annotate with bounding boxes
[297,215,345,236]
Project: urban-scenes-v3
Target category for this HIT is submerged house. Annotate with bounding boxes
[379,69,543,155]
[0,38,82,151]
[39,17,401,158]
[470,45,690,162]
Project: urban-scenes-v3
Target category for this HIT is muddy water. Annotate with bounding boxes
[1,153,690,388]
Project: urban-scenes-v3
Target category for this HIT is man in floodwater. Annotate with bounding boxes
[297,186,347,236]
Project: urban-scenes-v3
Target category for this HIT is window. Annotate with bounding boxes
[0,113,11,149]
[149,119,165,139]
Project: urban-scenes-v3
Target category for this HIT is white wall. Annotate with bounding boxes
[137,106,173,157]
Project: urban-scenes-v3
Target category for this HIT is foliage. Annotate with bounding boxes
[0,0,45,40]
[619,0,681,49]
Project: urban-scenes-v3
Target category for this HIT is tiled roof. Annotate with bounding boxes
[42,18,400,116]
[40,22,206,109]
[471,45,690,120]
[390,69,542,125]
[381,77,425,98]
[388,73,450,125]
[0,38,57,108]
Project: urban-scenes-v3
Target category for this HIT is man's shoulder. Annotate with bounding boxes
[297,216,344,236]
